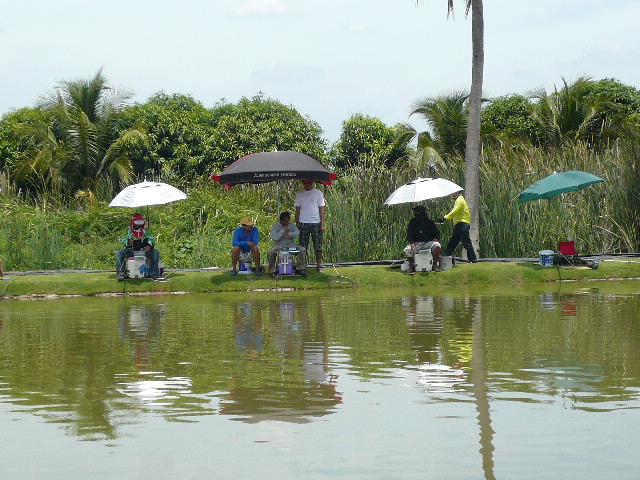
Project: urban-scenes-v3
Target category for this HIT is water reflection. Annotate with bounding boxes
[1,290,640,479]
[116,304,194,406]
[233,302,263,358]
[220,298,342,423]
[403,296,467,391]
[118,303,164,369]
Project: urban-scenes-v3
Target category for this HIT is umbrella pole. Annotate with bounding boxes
[277,181,280,214]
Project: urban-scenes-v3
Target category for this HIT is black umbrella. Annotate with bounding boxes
[211,151,337,212]
[211,151,336,187]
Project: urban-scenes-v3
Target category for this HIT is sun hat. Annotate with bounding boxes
[240,216,254,226]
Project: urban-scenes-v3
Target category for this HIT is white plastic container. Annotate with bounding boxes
[278,251,294,275]
[414,251,433,272]
[239,261,252,274]
[127,257,146,278]
[440,256,453,271]
[539,250,554,267]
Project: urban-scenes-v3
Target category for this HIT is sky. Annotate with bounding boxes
[1,0,639,144]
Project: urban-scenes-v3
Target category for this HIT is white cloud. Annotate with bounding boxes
[232,0,287,15]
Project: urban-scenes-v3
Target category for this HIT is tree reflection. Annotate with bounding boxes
[403,295,495,479]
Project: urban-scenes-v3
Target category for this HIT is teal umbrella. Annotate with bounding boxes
[518,171,604,203]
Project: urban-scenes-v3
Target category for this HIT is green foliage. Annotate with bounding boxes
[208,94,328,167]
[530,76,640,149]
[481,94,539,144]
[0,138,639,271]
[0,107,54,171]
[329,114,411,170]
[115,93,217,179]
[7,69,145,201]
[410,91,470,158]
[114,93,329,182]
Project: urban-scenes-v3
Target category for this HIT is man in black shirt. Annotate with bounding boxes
[404,205,442,272]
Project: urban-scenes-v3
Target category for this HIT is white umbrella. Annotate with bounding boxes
[109,181,187,208]
[384,177,462,205]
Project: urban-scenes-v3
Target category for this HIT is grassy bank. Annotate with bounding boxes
[2,259,639,299]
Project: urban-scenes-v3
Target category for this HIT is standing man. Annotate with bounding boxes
[267,211,307,276]
[440,190,478,263]
[295,180,325,273]
[231,216,263,276]
[404,205,442,272]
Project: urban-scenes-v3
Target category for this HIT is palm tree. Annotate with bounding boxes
[410,90,470,158]
[416,1,483,257]
[12,120,70,195]
[461,0,484,259]
[15,69,144,201]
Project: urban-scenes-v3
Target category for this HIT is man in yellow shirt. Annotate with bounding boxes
[440,190,478,263]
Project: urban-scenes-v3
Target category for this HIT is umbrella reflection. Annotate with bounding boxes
[117,304,191,405]
[220,298,342,423]
[118,304,165,370]
[117,374,193,404]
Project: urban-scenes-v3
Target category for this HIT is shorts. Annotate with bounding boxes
[404,240,441,257]
[299,222,323,251]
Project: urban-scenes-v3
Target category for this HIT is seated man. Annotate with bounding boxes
[268,211,307,277]
[116,212,160,280]
[231,216,263,276]
[403,205,442,272]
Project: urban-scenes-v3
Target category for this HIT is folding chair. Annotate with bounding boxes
[557,241,579,266]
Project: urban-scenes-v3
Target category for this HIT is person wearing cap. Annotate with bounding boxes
[294,180,326,273]
[439,190,478,263]
[404,205,442,273]
[231,216,263,276]
[116,212,160,280]
[267,211,307,277]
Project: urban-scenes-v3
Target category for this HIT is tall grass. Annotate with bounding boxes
[0,142,638,271]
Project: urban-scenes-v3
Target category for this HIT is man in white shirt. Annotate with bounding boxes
[294,180,326,273]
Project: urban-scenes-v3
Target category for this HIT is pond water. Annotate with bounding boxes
[1,283,640,480]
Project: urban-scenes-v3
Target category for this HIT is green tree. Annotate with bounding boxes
[528,75,640,148]
[580,78,640,147]
[208,94,328,167]
[410,91,470,158]
[481,94,539,145]
[0,108,63,198]
[530,76,601,148]
[329,114,410,170]
[116,93,216,180]
[13,69,145,201]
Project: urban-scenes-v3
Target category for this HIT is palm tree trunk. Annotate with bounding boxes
[464,0,484,258]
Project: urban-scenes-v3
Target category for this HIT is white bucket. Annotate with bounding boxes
[415,252,433,272]
[539,250,554,267]
[440,256,453,271]
[239,261,252,274]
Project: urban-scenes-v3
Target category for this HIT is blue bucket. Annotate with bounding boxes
[539,250,554,267]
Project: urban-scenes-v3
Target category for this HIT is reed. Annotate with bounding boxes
[0,141,637,271]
